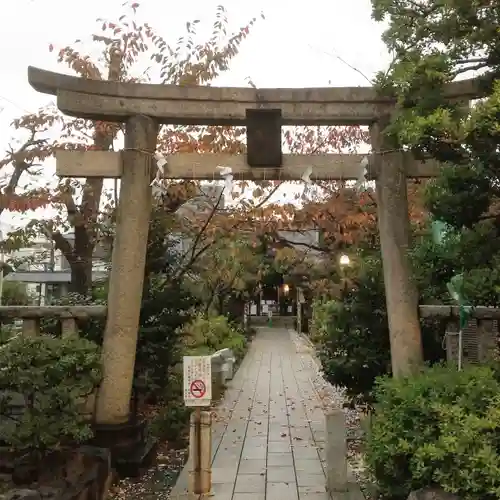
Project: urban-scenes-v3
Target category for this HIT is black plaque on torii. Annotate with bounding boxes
[245,108,283,168]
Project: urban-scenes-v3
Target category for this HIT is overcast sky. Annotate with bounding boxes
[0,0,390,230]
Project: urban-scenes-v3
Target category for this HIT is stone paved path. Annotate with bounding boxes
[169,327,360,500]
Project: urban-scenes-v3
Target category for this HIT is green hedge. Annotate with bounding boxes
[365,364,500,500]
[312,255,445,403]
[151,314,248,445]
[181,314,247,360]
[0,335,102,458]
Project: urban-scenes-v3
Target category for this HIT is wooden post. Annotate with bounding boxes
[189,408,212,494]
[325,409,347,492]
[95,115,158,425]
[370,121,423,377]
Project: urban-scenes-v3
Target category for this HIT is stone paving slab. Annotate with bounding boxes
[168,327,363,500]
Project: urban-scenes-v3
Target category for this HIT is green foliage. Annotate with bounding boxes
[151,403,191,447]
[0,335,102,456]
[41,292,106,342]
[43,209,201,402]
[0,327,16,344]
[411,219,500,307]
[315,255,445,403]
[365,364,500,500]
[152,313,249,444]
[310,299,336,344]
[426,164,492,229]
[43,282,198,402]
[372,0,500,311]
[181,314,247,359]
[317,297,390,402]
[315,256,391,401]
[1,282,33,306]
[149,372,190,446]
[135,277,199,398]
[132,207,200,399]
[188,237,261,316]
[410,226,458,303]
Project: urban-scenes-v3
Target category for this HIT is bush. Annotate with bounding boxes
[315,255,445,403]
[0,335,102,458]
[149,372,190,446]
[43,279,199,403]
[365,364,500,500]
[316,298,390,402]
[1,282,33,306]
[134,277,199,400]
[0,326,18,344]
[181,314,247,359]
[41,293,106,343]
[310,299,336,344]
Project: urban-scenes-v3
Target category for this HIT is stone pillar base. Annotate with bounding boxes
[90,419,158,478]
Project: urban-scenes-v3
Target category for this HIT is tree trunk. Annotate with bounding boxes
[64,46,122,297]
[68,258,92,295]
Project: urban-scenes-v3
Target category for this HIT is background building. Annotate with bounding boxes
[1,221,107,304]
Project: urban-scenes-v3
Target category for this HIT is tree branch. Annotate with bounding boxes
[0,133,48,217]
[175,188,225,280]
[272,234,327,254]
[52,231,76,267]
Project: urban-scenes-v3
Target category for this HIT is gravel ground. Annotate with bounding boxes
[292,332,375,499]
[107,372,235,499]
[108,446,188,500]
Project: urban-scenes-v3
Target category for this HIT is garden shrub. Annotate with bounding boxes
[315,255,445,403]
[181,314,247,359]
[149,371,190,446]
[41,292,106,342]
[310,299,337,344]
[133,277,199,401]
[43,279,199,403]
[365,364,500,500]
[317,298,390,402]
[151,315,248,445]
[0,326,18,345]
[0,335,102,458]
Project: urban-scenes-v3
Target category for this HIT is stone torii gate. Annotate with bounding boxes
[27,66,482,432]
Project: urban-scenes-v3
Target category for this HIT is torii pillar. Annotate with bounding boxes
[370,120,423,376]
[95,115,158,424]
[27,68,160,475]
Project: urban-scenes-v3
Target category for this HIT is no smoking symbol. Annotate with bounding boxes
[190,379,206,398]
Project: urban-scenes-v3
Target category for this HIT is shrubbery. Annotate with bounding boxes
[0,335,102,458]
[313,255,445,403]
[365,364,500,500]
[315,297,390,402]
[309,299,336,345]
[150,314,247,445]
[181,314,247,360]
[42,279,199,403]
